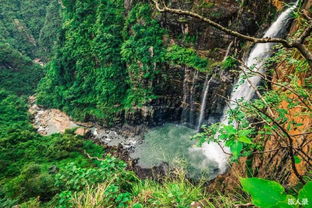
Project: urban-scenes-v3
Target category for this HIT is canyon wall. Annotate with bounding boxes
[122,0,279,126]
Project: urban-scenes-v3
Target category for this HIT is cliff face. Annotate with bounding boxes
[34,0,280,127]
[123,0,278,126]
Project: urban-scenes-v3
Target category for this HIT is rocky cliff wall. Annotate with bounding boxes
[122,0,279,126]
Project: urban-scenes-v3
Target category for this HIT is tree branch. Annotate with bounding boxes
[250,103,306,184]
[151,0,312,65]
[236,59,312,111]
[239,65,275,117]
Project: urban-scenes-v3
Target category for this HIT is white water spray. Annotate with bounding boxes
[192,2,298,174]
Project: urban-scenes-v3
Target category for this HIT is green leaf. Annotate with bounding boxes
[133,203,143,208]
[240,177,287,208]
[294,156,301,164]
[230,141,243,159]
[237,136,253,144]
[224,125,236,135]
[298,182,312,208]
[274,195,298,208]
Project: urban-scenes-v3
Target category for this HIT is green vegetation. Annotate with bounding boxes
[37,0,128,122]
[0,90,135,207]
[38,0,62,61]
[240,178,312,208]
[0,0,60,59]
[0,43,44,95]
[165,45,209,72]
[0,92,242,207]
[1,0,311,207]
[121,3,165,107]
[37,1,209,122]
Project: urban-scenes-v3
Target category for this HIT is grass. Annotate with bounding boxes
[62,167,249,208]
[71,183,113,208]
[129,168,247,208]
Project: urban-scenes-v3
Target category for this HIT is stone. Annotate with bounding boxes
[75,127,90,136]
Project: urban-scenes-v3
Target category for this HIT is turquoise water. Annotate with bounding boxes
[130,123,219,179]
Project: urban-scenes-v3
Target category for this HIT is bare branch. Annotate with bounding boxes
[298,23,312,44]
[217,142,232,156]
[250,103,306,184]
[238,65,275,117]
[84,150,105,161]
[302,10,312,21]
[234,203,254,208]
[150,0,312,65]
[252,146,287,154]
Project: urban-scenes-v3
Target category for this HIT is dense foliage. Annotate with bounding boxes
[165,45,209,72]
[121,3,165,107]
[0,0,60,60]
[37,0,128,122]
[38,0,62,61]
[1,0,311,207]
[0,91,240,207]
[0,43,44,95]
[37,1,208,123]
[0,90,136,207]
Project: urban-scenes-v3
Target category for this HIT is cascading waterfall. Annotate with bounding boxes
[189,70,199,126]
[196,39,234,131]
[224,2,298,115]
[196,74,212,130]
[191,2,298,174]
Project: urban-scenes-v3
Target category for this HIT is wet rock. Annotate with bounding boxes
[132,161,170,180]
[30,107,78,135]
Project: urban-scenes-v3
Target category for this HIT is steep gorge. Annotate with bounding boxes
[1,0,311,206]
[35,0,309,176]
[37,0,283,128]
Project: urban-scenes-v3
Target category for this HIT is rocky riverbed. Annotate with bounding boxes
[28,96,143,150]
[28,96,219,180]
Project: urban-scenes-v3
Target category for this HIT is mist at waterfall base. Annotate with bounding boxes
[131,2,297,180]
[130,123,220,179]
[191,1,298,176]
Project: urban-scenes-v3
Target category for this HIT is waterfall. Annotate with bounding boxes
[223,41,234,62]
[191,2,298,175]
[181,68,198,126]
[221,1,298,125]
[196,74,212,130]
[189,70,199,126]
[225,2,298,113]
[196,40,233,131]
